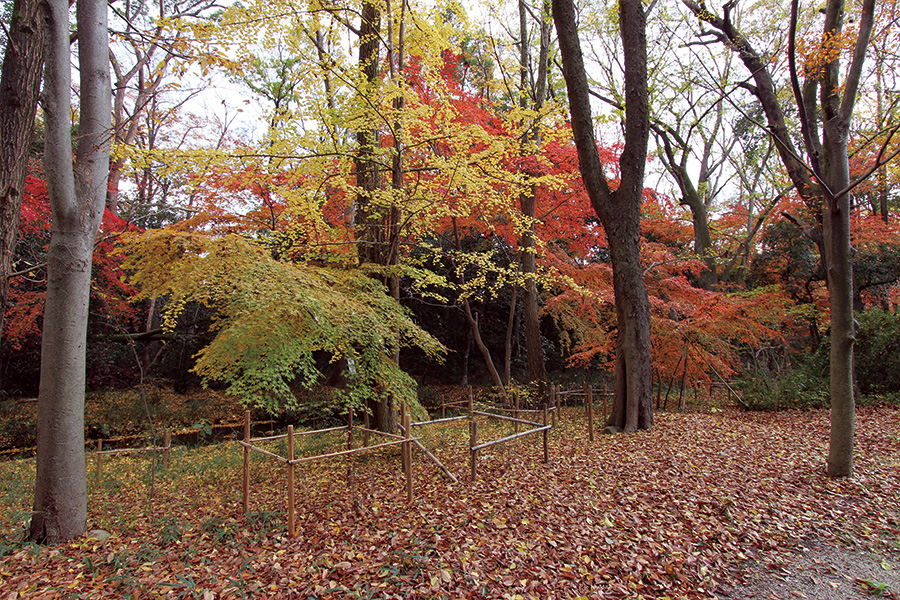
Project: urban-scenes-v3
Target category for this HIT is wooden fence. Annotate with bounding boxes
[94,431,171,483]
[239,406,417,537]
[550,384,614,441]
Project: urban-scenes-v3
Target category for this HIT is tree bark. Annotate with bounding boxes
[553,0,654,431]
[30,0,110,543]
[352,0,398,433]
[0,0,45,350]
[517,0,550,395]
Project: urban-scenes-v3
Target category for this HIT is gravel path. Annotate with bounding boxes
[717,539,900,599]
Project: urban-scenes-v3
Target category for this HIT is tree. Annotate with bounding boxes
[517,0,551,394]
[683,0,884,476]
[0,0,44,356]
[29,0,111,542]
[124,230,444,413]
[553,0,654,431]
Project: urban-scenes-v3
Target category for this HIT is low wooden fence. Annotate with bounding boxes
[94,431,172,483]
[551,384,613,441]
[455,392,552,482]
[239,406,418,538]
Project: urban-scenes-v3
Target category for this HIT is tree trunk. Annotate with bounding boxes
[0,0,45,349]
[682,0,876,476]
[553,0,653,431]
[517,0,551,395]
[353,0,399,433]
[30,0,110,543]
[503,283,517,386]
[606,204,654,431]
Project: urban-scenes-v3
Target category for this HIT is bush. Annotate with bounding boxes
[855,309,900,395]
[735,361,828,411]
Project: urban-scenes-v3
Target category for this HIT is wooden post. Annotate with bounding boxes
[163,430,171,469]
[551,385,557,427]
[403,406,413,503]
[242,410,250,514]
[603,383,609,415]
[587,385,594,442]
[363,409,370,447]
[287,425,295,537]
[400,402,408,473]
[95,440,102,485]
[514,390,520,434]
[542,404,549,464]
[469,419,478,483]
[348,405,354,451]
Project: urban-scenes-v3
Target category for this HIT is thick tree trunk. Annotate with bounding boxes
[30,0,110,543]
[606,218,654,431]
[554,0,653,430]
[520,194,547,393]
[0,0,45,348]
[824,188,854,476]
[353,1,399,433]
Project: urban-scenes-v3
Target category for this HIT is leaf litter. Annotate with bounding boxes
[0,406,897,599]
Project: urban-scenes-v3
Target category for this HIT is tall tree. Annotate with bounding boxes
[29,0,111,541]
[517,0,551,395]
[0,0,45,353]
[553,0,654,431]
[683,0,881,476]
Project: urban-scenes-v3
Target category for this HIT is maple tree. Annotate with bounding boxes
[124,229,444,413]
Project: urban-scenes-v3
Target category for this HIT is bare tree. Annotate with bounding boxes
[683,0,884,476]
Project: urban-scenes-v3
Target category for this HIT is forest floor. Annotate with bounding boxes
[0,404,897,599]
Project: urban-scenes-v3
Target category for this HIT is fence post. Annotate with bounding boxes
[551,385,557,427]
[95,439,102,485]
[603,383,609,415]
[348,405,354,451]
[400,402,408,473]
[403,406,413,503]
[514,390,520,434]
[587,385,594,442]
[287,425,295,538]
[243,410,250,514]
[163,430,171,469]
[469,420,478,483]
[363,409,370,447]
[543,404,549,464]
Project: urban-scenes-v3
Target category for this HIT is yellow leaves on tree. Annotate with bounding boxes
[124,229,444,411]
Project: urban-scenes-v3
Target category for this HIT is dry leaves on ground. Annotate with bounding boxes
[0,406,897,599]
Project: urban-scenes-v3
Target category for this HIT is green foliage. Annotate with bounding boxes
[855,309,900,395]
[735,362,828,411]
[124,230,445,413]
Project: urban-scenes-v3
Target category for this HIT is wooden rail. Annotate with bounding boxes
[94,431,171,484]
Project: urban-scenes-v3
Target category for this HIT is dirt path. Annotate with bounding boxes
[717,539,900,599]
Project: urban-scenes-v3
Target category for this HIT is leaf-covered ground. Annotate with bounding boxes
[0,406,898,599]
